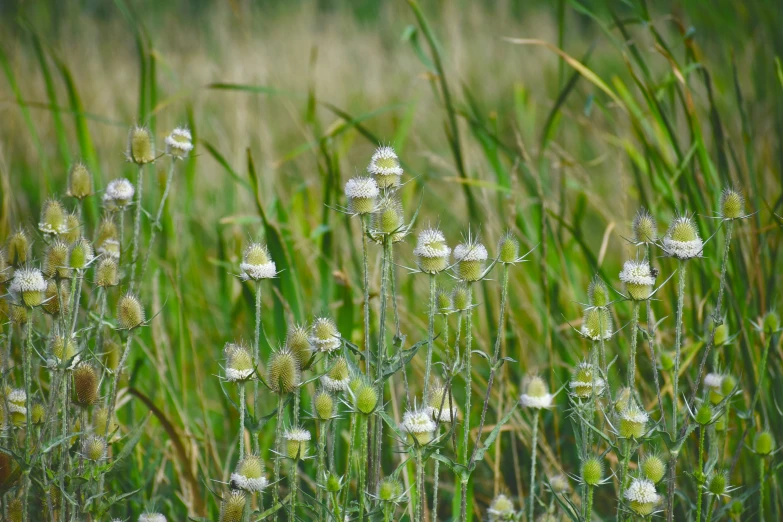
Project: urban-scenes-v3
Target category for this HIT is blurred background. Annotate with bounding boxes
[1,0,781,517]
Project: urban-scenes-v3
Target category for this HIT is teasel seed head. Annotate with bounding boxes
[615,387,633,414]
[487,493,516,521]
[267,348,300,394]
[519,375,553,409]
[43,241,72,279]
[9,303,28,326]
[51,334,79,369]
[10,267,47,307]
[73,363,100,406]
[372,195,406,242]
[7,388,27,426]
[581,456,604,486]
[354,381,379,414]
[400,408,437,446]
[569,361,605,399]
[39,199,68,236]
[451,283,471,311]
[93,406,118,436]
[8,497,23,522]
[379,476,403,502]
[413,227,451,274]
[30,401,45,424]
[588,276,610,308]
[326,473,342,492]
[663,214,703,260]
[138,513,167,522]
[313,389,335,420]
[95,258,119,287]
[0,250,10,284]
[367,146,403,189]
[67,161,93,199]
[94,217,120,260]
[240,242,276,280]
[81,435,107,461]
[762,311,780,334]
[720,187,744,220]
[62,212,82,244]
[713,323,729,346]
[624,477,661,516]
[707,471,728,496]
[427,383,458,423]
[453,239,488,282]
[632,208,658,244]
[284,427,311,459]
[619,260,655,300]
[321,356,350,392]
[224,342,254,382]
[42,280,70,316]
[641,454,666,484]
[497,232,520,264]
[310,316,341,353]
[6,230,30,267]
[218,490,246,522]
[581,308,613,341]
[435,286,453,314]
[695,403,714,425]
[127,125,156,165]
[103,178,135,212]
[69,238,94,270]
[754,430,775,455]
[117,293,145,330]
[618,401,649,439]
[285,324,312,367]
[165,126,193,159]
[705,373,725,404]
[231,454,268,492]
[345,176,379,215]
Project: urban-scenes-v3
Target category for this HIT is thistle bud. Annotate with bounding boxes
[487,494,516,521]
[81,435,107,461]
[62,212,82,244]
[453,239,488,282]
[714,413,727,432]
[519,375,553,409]
[285,324,312,366]
[663,215,703,260]
[581,308,613,341]
[754,430,775,455]
[284,427,311,459]
[313,389,334,420]
[720,187,744,220]
[104,337,121,371]
[219,491,246,522]
[42,280,70,317]
[497,232,520,264]
[10,267,47,307]
[452,283,471,311]
[353,381,378,414]
[51,334,79,369]
[588,277,610,308]
[400,408,436,446]
[729,499,743,516]
[321,356,350,392]
[713,323,729,346]
[619,260,655,300]
[326,473,342,493]
[67,238,93,271]
[103,178,135,212]
[310,316,341,353]
[379,476,403,502]
[165,126,193,159]
[267,348,300,394]
[413,228,451,274]
[372,196,405,241]
[695,403,713,425]
[707,471,728,496]
[581,456,604,486]
[435,287,452,314]
[7,230,30,267]
[632,208,657,244]
[31,401,45,424]
[427,383,458,423]
[39,199,68,236]
[345,177,379,215]
[624,477,661,516]
[641,455,666,483]
[117,293,145,330]
[224,343,254,382]
[231,454,268,492]
[67,162,93,199]
[95,258,119,287]
[43,241,72,279]
[367,146,403,189]
[93,406,119,436]
[569,362,605,399]
[127,125,156,165]
[240,242,276,280]
[618,401,648,439]
[73,363,100,406]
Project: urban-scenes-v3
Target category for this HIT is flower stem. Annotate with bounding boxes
[424,273,436,398]
[672,261,686,433]
[759,456,766,522]
[289,457,299,522]
[361,215,370,371]
[130,165,144,292]
[69,271,83,335]
[139,159,176,284]
[253,281,262,454]
[358,415,368,521]
[628,301,640,391]
[273,392,284,508]
[416,449,425,522]
[618,439,631,520]
[22,320,34,522]
[317,420,327,521]
[585,485,594,522]
[695,426,706,522]
[459,283,474,522]
[528,409,540,522]
[238,383,246,459]
[705,495,715,522]
[105,332,135,436]
[343,413,357,512]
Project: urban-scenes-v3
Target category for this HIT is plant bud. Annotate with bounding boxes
[67,162,93,199]
[729,499,743,516]
[413,228,451,274]
[663,215,703,260]
[641,455,666,483]
[487,493,516,521]
[435,287,452,314]
[372,196,404,238]
[354,381,378,414]
[127,125,156,164]
[695,403,713,426]
[618,401,648,439]
[219,491,246,522]
[754,430,775,455]
[713,323,729,347]
[400,408,436,446]
[10,267,47,307]
[453,240,488,282]
[117,293,145,330]
[714,413,727,432]
[39,199,68,236]
[313,389,334,420]
[69,238,94,270]
[581,308,613,341]
[326,473,342,492]
[310,316,341,353]
[73,363,99,406]
[82,435,107,461]
[7,230,30,267]
[224,343,254,382]
[284,427,311,459]
[581,456,604,486]
[165,126,193,159]
[588,277,610,307]
[619,260,655,300]
[367,146,403,189]
[549,474,570,494]
[62,212,82,244]
[231,454,267,492]
[94,217,120,259]
[763,311,780,334]
[31,401,45,424]
[51,334,79,368]
[285,324,312,367]
[720,187,744,220]
[42,280,70,316]
[708,471,728,496]
[8,388,26,426]
[379,476,403,501]
[345,176,379,215]
[452,283,471,311]
[267,348,300,394]
[95,258,119,287]
[632,208,657,244]
[43,241,72,279]
[520,375,553,409]
[497,232,520,264]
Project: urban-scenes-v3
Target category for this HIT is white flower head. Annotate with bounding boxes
[619,260,656,286]
[7,388,26,414]
[704,373,724,389]
[400,408,437,436]
[624,477,661,508]
[138,513,167,522]
[345,177,380,200]
[520,375,553,409]
[231,454,268,492]
[621,405,649,425]
[367,146,403,183]
[414,228,451,259]
[663,215,703,260]
[240,243,277,281]
[231,472,268,493]
[103,178,135,210]
[310,317,341,353]
[453,242,488,262]
[487,493,516,520]
[9,268,47,298]
[165,126,193,158]
[285,427,312,442]
[321,374,350,393]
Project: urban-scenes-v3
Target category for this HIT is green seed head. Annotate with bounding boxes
[30,401,45,424]
[581,456,604,486]
[345,177,379,215]
[452,283,471,311]
[367,146,403,189]
[435,287,453,314]
[82,435,107,461]
[570,362,604,399]
[11,267,47,307]
[763,311,780,334]
[51,335,78,365]
[633,208,658,244]
[729,499,743,516]
[43,241,72,280]
[117,293,145,330]
[379,476,403,501]
[220,491,246,522]
[73,363,100,406]
[454,241,488,282]
[720,374,736,397]
[707,471,728,496]
[225,343,254,381]
[714,323,729,346]
[618,401,648,439]
[127,125,156,164]
[328,357,350,382]
[720,187,744,220]
[641,455,666,483]
[588,277,610,308]
[69,238,94,270]
[285,324,312,367]
[582,308,613,341]
[695,404,713,426]
[714,413,727,432]
[39,199,68,236]
[67,162,93,199]
[326,473,342,493]
[93,406,118,436]
[354,382,378,414]
[313,389,334,420]
[488,494,515,520]
[95,258,119,287]
[6,230,30,267]
[165,126,193,159]
[267,348,300,394]
[8,498,23,522]
[669,216,699,243]
[525,376,549,398]
[244,242,270,266]
[10,304,28,326]
[284,427,311,459]
[373,196,403,235]
[236,455,264,479]
[497,232,520,264]
[754,430,775,455]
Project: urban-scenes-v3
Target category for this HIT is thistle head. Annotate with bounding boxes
[51,334,79,367]
[67,161,93,199]
[39,199,68,236]
[435,286,453,314]
[310,316,341,353]
[720,187,744,220]
[62,212,82,244]
[451,283,471,311]
[72,363,100,406]
[624,477,661,516]
[103,178,135,212]
[284,427,311,459]
[69,238,94,270]
[619,260,656,300]
[413,227,451,274]
[379,476,404,502]
[117,293,145,330]
[10,267,47,307]
[6,230,30,267]
[267,348,300,394]
[754,430,775,456]
[219,491,246,522]
[95,258,119,287]
[313,389,335,420]
[588,277,610,308]
[632,208,658,244]
[581,308,613,341]
[224,342,254,382]
[345,177,379,215]
[400,408,437,446]
[127,125,156,165]
[321,356,350,392]
[353,381,379,415]
[520,375,553,409]
[42,280,70,316]
[30,401,45,424]
[663,215,703,260]
[487,493,516,521]
[641,454,666,484]
[618,400,649,439]
[372,196,406,241]
[231,454,267,492]
[581,456,604,486]
[326,473,342,493]
[695,403,714,426]
[569,361,605,399]
[707,471,728,496]
[240,242,276,280]
[367,146,403,189]
[497,232,520,264]
[43,241,72,279]
[284,324,312,367]
[165,126,193,159]
[81,435,107,462]
[453,239,488,282]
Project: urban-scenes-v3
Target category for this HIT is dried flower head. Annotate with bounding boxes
[641,454,666,484]
[581,456,604,486]
[127,125,156,165]
[81,435,107,461]
[624,477,661,516]
[73,363,100,406]
[400,408,437,446]
[321,356,350,392]
[313,389,335,420]
[69,238,94,270]
[267,348,300,393]
[310,316,341,353]
[10,267,47,307]
[224,343,254,382]
[427,384,458,423]
[569,362,605,399]
[632,208,658,244]
[103,178,135,211]
[165,126,193,159]
[284,427,311,459]
[117,293,145,330]
[618,401,649,439]
[453,239,488,282]
[487,494,516,521]
[720,187,744,220]
[240,242,276,280]
[231,454,268,492]
[619,260,656,301]
[663,215,703,260]
[67,162,93,199]
[43,241,72,280]
[367,146,403,189]
[219,491,246,522]
[345,176,379,215]
[39,199,68,236]
[6,230,30,267]
[413,227,451,274]
[519,375,553,409]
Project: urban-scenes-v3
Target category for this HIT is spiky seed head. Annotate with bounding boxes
[104,337,121,370]
[165,126,193,159]
[127,125,156,165]
[10,304,28,325]
[95,258,119,287]
[73,363,99,406]
[39,199,68,236]
[581,456,604,486]
[231,455,268,492]
[94,217,120,259]
[549,474,570,494]
[348,375,364,395]
[379,476,403,501]
[51,335,79,368]
[313,389,335,420]
[218,491,246,522]
[103,178,135,211]
[69,238,94,270]
[707,471,728,496]
[763,311,780,334]
[310,316,341,353]
[7,230,30,266]
[695,403,713,426]
[42,280,70,316]
[10,267,47,307]
[117,293,145,330]
[615,387,632,413]
[326,473,342,492]
[354,382,378,414]
[663,215,703,259]
[8,498,23,522]
[632,208,658,244]
[720,374,736,397]
[588,277,610,308]
[624,477,661,516]
[641,455,666,484]
[224,343,254,382]
[62,213,82,243]
[345,177,379,215]
[372,196,404,237]
[487,494,516,520]
[67,162,93,199]
[427,384,458,423]
[284,427,311,459]
[619,401,648,439]
[569,362,605,399]
[713,323,729,346]
[81,435,107,461]
[8,388,27,426]
[138,513,167,522]
[497,232,520,264]
[30,401,45,424]
[240,242,276,280]
[97,237,119,261]
[43,241,72,279]
[413,228,451,274]
[400,408,437,445]
[520,375,553,409]
[581,308,613,341]
[453,240,488,282]
[285,324,312,366]
[754,430,775,455]
[321,356,351,392]
[0,250,10,284]
[93,406,118,436]
[659,352,674,371]
[435,287,453,314]
[720,187,744,220]
[619,260,655,300]
[452,283,471,311]
[367,146,403,189]
[267,348,300,394]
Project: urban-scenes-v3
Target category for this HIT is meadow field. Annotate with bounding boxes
[0,0,781,520]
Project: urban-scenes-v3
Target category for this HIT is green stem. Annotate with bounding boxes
[289,457,299,522]
[130,165,144,292]
[618,439,632,520]
[461,283,474,461]
[695,426,706,522]
[69,272,83,335]
[586,485,594,522]
[317,420,327,521]
[760,456,766,522]
[104,332,134,435]
[384,502,391,522]
[416,449,425,522]
[273,392,284,508]
[239,383,246,460]
[22,320,33,522]
[672,261,686,434]
[646,296,666,432]
[253,282,262,454]
[528,409,540,522]
[361,215,370,370]
[424,273,436,398]
[359,415,368,521]
[370,236,390,492]
[433,450,440,522]
[705,495,715,522]
[628,301,640,390]
[139,159,176,284]
[343,413,357,512]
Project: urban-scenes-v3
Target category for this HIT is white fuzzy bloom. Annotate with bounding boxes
[367,146,403,176]
[8,388,26,414]
[519,393,554,409]
[400,409,437,435]
[619,260,656,286]
[427,404,459,423]
[104,178,135,203]
[230,473,268,492]
[9,268,46,297]
[413,228,451,259]
[453,242,488,262]
[240,261,277,280]
[345,177,379,199]
[285,428,312,442]
[96,240,120,260]
[621,406,650,425]
[225,368,254,382]
[569,377,606,395]
[310,318,342,353]
[663,217,704,260]
[138,514,167,522]
[704,373,724,389]
[165,126,194,157]
[321,375,350,393]
[624,477,661,505]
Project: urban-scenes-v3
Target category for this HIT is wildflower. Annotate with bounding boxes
[165,126,193,159]
[10,267,47,307]
[619,260,656,301]
[706,471,730,497]
[8,388,26,426]
[632,208,658,245]
[497,232,520,264]
[285,324,312,367]
[231,454,268,492]
[224,343,254,382]
[219,491,246,522]
[753,430,775,456]
[39,199,68,236]
[720,187,744,220]
[435,287,453,314]
[67,161,93,199]
[284,427,311,458]
[581,307,613,340]
[127,125,156,165]
[313,389,334,420]
[581,456,604,486]
[267,348,300,393]
[569,362,605,399]
[618,401,649,439]
[321,356,350,392]
[663,215,703,260]
[43,241,72,279]
[353,380,379,414]
[95,258,119,287]
[427,384,458,423]
[117,293,145,330]
[549,475,570,494]
[42,280,70,317]
[103,178,136,211]
[371,196,406,241]
[487,493,516,521]
[6,230,30,266]
[519,376,553,409]
[345,176,379,215]
[138,513,166,522]
[641,454,666,484]
[400,408,437,445]
[624,477,661,516]
[81,435,107,461]
[240,242,276,281]
[62,212,82,243]
[453,239,488,282]
[379,476,404,502]
[704,373,726,404]
[413,227,451,274]
[310,316,341,353]
[326,473,343,493]
[73,363,100,406]
[69,238,94,270]
[367,146,403,189]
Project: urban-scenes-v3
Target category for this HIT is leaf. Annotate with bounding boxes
[112,414,149,465]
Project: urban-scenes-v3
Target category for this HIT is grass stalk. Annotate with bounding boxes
[130,165,144,292]
[139,159,176,284]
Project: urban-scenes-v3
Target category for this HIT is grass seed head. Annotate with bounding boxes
[67,161,93,199]
[117,293,145,330]
[345,176,379,215]
[267,348,300,393]
[127,125,156,165]
[720,187,744,220]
